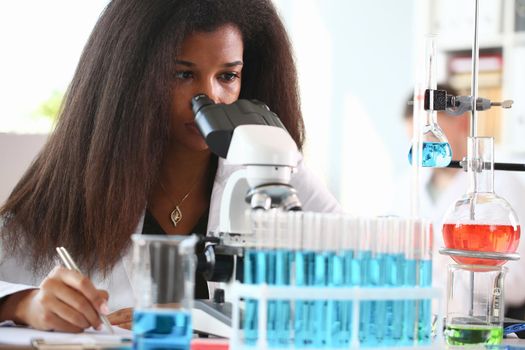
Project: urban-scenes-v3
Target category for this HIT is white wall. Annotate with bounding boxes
[274,0,416,215]
[0,133,48,204]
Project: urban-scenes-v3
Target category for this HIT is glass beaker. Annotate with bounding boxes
[442,137,521,266]
[131,234,198,350]
[445,264,506,346]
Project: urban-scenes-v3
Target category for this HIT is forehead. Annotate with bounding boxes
[178,24,244,62]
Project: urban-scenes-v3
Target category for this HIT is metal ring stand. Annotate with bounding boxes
[439,248,520,261]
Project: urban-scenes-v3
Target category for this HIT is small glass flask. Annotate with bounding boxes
[408,117,452,167]
[441,137,520,266]
[408,36,452,168]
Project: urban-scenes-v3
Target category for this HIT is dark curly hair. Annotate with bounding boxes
[0,0,303,275]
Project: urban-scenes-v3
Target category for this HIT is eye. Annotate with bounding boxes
[175,71,194,80]
[219,72,240,82]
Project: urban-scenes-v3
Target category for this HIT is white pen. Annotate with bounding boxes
[56,246,115,334]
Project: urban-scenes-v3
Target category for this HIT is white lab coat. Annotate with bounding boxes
[391,168,525,308]
[0,157,341,314]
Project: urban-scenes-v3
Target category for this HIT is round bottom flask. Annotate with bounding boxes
[441,137,520,266]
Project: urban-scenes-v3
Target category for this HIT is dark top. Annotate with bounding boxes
[142,209,210,299]
[141,155,218,300]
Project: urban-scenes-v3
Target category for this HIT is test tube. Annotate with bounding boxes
[373,217,389,345]
[311,213,328,347]
[340,215,358,346]
[294,211,316,347]
[402,218,433,345]
[384,217,405,345]
[267,211,292,347]
[325,213,344,348]
[357,217,374,346]
[243,210,265,345]
[245,210,276,345]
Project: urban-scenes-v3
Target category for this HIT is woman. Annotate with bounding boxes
[0,0,340,332]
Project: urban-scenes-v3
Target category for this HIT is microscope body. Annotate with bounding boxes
[191,95,302,337]
[192,94,302,261]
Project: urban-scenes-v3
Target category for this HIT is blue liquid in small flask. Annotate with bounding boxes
[408,142,452,167]
[133,309,192,350]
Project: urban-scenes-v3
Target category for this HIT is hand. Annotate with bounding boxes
[0,266,109,332]
[107,307,133,330]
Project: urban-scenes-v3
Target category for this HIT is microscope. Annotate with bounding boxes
[189,94,303,337]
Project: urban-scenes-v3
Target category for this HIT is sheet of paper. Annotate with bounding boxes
[0,325,132,346]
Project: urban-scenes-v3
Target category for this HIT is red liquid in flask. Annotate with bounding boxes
[443,223,521,266]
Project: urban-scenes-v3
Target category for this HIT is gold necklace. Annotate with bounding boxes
[159,179,200,227]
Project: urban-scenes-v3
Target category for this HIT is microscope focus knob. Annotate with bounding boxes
[213,289,225,304]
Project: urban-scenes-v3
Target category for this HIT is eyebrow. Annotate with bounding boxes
[175,60,243,68]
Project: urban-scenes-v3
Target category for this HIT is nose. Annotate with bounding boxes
[196,78,220,104]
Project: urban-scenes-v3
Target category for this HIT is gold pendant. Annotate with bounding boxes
[170,206,182,227]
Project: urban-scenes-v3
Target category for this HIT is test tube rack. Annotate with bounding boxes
[229,282,444,350]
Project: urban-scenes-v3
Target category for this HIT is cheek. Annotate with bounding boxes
[221,82,242,104]
[171,87,192,116]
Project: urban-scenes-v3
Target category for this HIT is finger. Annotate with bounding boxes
[116,322,132,330]
[107,308,133,325]
[98,289,109,302]
[52,267,108,314]
[40,310,83,333]
[46,279,102,329]
[45,294,92,330]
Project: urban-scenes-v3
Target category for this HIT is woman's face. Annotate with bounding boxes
[170,24,244,151]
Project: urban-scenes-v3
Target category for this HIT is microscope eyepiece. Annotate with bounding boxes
[191,94,215,116]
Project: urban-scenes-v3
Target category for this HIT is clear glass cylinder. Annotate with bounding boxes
[442,137,520,266]
[445,264,506,346]
[131,234,198,350]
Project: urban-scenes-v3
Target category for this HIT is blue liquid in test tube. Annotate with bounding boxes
[327,251,345,348]
[341,249,354,346]
[313,251,328,347]
[243,249,259,345]
[408,141,452,167]
[267,249,292,347]
[294,250,315,347]
[357,250,372,346]
[371,252,387,346]
[384,252,405,345]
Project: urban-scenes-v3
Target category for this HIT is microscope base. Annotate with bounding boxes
[192,300,233,338]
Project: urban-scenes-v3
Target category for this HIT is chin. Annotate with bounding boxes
[179,138,209,152]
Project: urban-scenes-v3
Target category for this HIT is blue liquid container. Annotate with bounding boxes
[371,253,387,346]
[267,249,292,347]
[132,310,191,350]
[313,252,329,347]
[243,249,259,345]
[408,141,452,167]
[294,250,315,348]
[384,253,405,345]
[355,250,373,346]
[341,250,354,346]
[327,251,346,348]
